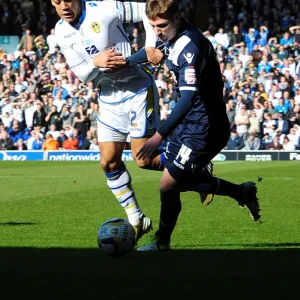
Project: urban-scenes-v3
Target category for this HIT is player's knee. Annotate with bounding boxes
[134,157,152,169]
[100,158,121,173]
[159,179,174,195]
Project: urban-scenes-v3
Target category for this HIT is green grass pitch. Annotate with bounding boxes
[1,161,300,299]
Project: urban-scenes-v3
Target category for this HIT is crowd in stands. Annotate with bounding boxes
[0,0,300,152]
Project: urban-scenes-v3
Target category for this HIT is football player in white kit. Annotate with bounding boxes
[52,0,165,241]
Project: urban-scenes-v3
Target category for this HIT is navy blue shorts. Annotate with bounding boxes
[164,121,230,182]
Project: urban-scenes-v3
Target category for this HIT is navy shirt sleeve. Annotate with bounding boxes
[157,41,206,138]
[126,40,166,67]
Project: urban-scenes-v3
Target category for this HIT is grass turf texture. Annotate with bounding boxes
[0,161,299,299]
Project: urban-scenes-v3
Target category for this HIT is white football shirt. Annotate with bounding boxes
[55,0,156,104]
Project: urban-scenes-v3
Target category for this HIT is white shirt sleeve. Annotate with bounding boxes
[59,44,104,83]
[114,1,157,47]
[115,1,145,23]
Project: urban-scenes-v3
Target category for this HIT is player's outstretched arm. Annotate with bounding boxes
[125,47,164,67]
[115,1,158,49]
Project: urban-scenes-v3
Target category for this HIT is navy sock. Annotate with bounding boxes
[155,191,182,244]
[188,172,242,201]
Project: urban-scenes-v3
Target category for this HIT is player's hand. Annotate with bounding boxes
[93,48,126,69]
[145,47,164,65]
[136,132,163,160]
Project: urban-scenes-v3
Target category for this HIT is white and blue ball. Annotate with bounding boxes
[97,218,136,257]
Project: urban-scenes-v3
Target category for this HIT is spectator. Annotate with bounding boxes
[46,29,57,54]
[0,131,14,150]
[18,29,36,52]
[81,130,93,150]
[46,124,59,140]
[27,130,37,150]
[57,129,67,148]
[72,129,84,149]
[155,70,165,89]
[16,138,27,150]
[89,137,98,151]
[60,104,74,129]
[263,113,276,136]
[265,135,283,150]
[73,104,88,136]
[245,28,258,53]
[235,108,249,140]
[7,122,23,145]
[280,32,294,48]
[226,100,236,129]
[52,80,69,100]
[248,111,260,134]
[32,103,46,128]
[215,27,229,49]
[261,133,273,149]
[229,25,244,47]
[275,99,289,115]
[243,133,261,150]
[276,113,290,135]
[63,133,79,150]
[0,112,14,129]
[32,134,44,150]
[225,130,244,150]
[42,133,59,151]
[257,26,269,48]
[282,135,295,150]
[287,128,299,148]
[87,102,98,138]
[45,105,60,130]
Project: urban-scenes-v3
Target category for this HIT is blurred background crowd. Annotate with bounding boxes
[0,0,299,152]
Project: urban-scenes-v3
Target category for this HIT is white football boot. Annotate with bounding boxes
[132,214,153,242]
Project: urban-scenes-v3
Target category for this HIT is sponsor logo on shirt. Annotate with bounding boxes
[91,22,101,33]
[64,32,76,39]
[184,66,197,84]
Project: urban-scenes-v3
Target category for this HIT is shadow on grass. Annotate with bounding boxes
[0,222,37,226]
[0,247,298,299]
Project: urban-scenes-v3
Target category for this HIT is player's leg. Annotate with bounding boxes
[131,137,164,170]
[128,85,166,170]
[187,171,261,221]
[185,127,261,221]
[138,135,196,251]
[129,85,215,203]
[97,110,152,240]
[137,168,182,251]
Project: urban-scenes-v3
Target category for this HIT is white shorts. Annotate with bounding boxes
[97,85,159,143]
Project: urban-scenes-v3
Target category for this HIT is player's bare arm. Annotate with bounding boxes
[145,47,164,65]
[93,48,126,69]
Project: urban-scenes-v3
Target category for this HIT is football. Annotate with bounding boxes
[97,218,136,257]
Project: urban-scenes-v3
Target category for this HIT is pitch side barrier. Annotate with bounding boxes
[0,150,300,161]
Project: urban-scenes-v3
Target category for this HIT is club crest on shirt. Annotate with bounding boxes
[183,52,194,64]
[91,22,101,33]
[184,66,197,84]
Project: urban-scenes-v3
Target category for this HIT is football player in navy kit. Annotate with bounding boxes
[137,0,261,251]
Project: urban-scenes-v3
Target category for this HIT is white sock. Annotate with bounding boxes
[106,164,143,226]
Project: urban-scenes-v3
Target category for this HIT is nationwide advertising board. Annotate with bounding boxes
[0,150,300,161]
